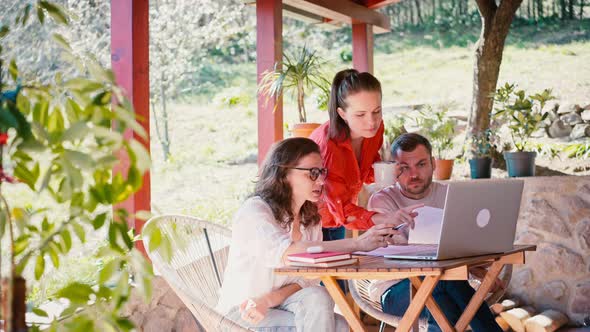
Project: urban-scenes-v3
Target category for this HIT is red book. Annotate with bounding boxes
[287,251,352,263]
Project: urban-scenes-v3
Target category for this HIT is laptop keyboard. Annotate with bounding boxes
[401,244,437,256]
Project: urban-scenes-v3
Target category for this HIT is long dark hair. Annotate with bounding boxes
[328,69,382,141]
[254,137,322,229]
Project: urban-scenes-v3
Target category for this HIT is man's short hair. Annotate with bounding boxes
[390,133,433,160]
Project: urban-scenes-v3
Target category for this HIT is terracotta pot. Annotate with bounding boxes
[291,123,321,138]
[434,158,454,180]
[1,276,28,332]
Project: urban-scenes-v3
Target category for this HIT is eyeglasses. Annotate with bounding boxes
[278,166,328,181]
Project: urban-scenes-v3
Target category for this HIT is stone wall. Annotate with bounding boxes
[543,102,590,140]
[509,176,590,326]
[123,277,203,332]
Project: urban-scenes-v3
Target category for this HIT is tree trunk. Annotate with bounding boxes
[432,0,437,19]
[560,0,567,19]
[468,0,524,157]
[1,277,27,332]
[150,77,171,161]
[580,0,585,18]
[527,0,532,18]
[160,84,171,160]
[297,83,306,123]
[536,0,544,19]
[409,1,415,25]
[415,0,424,24]
[568,0,575,18]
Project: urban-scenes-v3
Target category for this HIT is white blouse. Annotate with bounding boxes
[216,196,322,314]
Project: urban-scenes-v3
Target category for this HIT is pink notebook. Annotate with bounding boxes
[287,251,352,263]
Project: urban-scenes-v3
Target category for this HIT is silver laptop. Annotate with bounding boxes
[384,179,524,260]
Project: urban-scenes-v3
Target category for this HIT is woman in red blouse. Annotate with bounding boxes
[310,69,387,242]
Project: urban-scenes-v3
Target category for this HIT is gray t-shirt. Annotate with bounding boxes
[366,182,447,301]
[367,181,447,243]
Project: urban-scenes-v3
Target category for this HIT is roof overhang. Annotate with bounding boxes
[247,0,394,34]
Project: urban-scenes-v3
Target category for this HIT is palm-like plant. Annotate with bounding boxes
[259,46,329,123]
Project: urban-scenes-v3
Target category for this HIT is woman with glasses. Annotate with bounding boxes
[310,69,389,243]
[217,137,399,331]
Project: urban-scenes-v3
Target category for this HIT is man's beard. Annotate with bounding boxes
[402,175,433,196]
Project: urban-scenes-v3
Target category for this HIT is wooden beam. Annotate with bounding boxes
[256,0,283,165]
[282,0,391,33]
[366,0,404,9]
[352,23,374,73]
[111,0,151,255]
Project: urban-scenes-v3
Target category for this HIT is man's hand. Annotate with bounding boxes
[355,223,401,251]
[239,297,270,325]
[469,266,505,294]
[373,203,424,229]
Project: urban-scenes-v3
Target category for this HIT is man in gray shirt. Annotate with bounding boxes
[367,133,502,332]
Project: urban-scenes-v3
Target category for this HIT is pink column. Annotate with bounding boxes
[111,0,151,255]
[257,0,283,165]
[352,23,374,73]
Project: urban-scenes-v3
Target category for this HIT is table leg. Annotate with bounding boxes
[409,282,419,331]
[409,277,455,331]
[454,261,505,332]
[397,275,441,332]
[321,276,366,332]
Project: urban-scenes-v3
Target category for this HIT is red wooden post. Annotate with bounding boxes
[257,0,283,165]
[352,23,374,73]
[111,0,151,255]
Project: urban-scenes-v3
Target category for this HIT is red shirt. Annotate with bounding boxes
[310,121,383,230]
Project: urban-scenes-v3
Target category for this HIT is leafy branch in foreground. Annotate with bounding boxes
[1,2,153,331]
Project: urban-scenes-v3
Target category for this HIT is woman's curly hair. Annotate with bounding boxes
[253,137,322,230]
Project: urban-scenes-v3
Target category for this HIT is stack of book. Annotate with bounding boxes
[287,251,358,268]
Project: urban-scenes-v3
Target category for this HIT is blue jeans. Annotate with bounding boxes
[322,226,346,241]
[225,286,348,331]
[321,226,348,293]
[381,279,502,332]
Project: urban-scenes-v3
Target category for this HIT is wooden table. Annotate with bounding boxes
[275,245,536,332]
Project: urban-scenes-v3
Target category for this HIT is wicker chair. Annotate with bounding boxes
[348,266,512,332]
[142,214,251,332]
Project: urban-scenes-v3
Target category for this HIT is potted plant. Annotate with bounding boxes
[381,114,407,161]
[493,83,555,177]
[413,104,457,180]
[1,3,152,331]
[259,46,330,137]
[468,129,494,179]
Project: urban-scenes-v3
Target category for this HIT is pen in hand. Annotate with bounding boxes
[389,223,407,237]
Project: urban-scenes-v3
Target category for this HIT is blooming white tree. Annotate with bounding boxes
[149,0,250,160]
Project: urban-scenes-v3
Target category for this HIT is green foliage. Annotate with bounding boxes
[468,129,494,159]
[259,46,330,123]
[383,115,407,146]
[493,83,555,152]
[0,2,152,331]
[213,86,254,109]
[412,104,457,159]
[564,142,590,159]
[526,142,561,159]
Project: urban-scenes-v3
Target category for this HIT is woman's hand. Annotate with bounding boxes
[355,223,400,252]
[239,297,270,325]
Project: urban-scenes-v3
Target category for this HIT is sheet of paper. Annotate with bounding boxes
[408,206,443,244]
[354,245,433,256]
